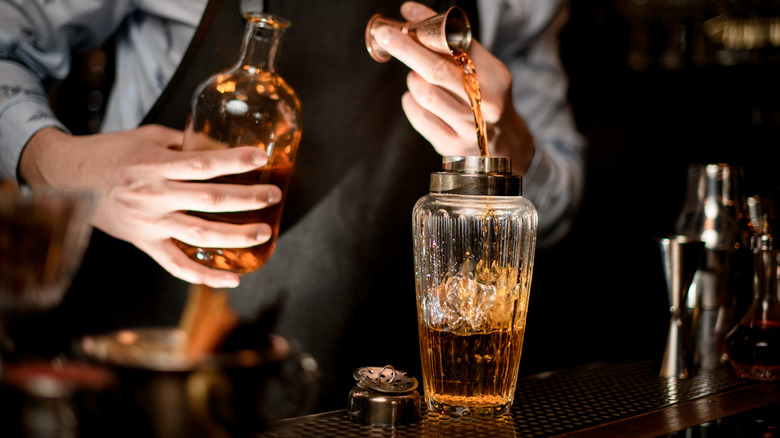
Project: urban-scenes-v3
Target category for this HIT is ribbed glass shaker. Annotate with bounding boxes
[411,156,537,417]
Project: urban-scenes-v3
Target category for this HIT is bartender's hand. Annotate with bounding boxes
[373,1,535,174]
[20,126,282,288]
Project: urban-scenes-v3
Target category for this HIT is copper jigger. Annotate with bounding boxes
[365,6,472,63]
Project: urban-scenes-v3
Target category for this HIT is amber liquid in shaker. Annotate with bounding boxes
[419,325,525,415]
[417,255,529,416]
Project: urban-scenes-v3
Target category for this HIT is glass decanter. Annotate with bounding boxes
[725,203,780,381]
[175,12,302,274]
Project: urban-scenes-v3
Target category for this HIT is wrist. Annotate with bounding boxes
[19,127,71,187]
[491,106,535,175]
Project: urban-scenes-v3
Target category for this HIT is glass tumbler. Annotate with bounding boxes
[412,156,537,416]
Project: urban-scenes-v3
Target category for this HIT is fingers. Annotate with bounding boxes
[162,180,282,213]
[406,71,475,139]
[373,2,513,124]
[154,239,242,288]
[183,131,236,152]
[400,1,436,21]
[372,26,467,101]
[402,91,475,156]
[124,125,272,182]
[165,212,274,249]
[401,91,455,144]
[120,127,281,212]
[158,146,270,182]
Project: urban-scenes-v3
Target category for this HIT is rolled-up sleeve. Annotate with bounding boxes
[0,60,65,179]
[0,0,132,181]
[482,0,586,248]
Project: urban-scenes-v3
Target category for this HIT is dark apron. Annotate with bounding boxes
[46,0,477,413]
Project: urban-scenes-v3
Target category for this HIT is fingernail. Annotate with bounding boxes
[267,187,283,204]
[257,224,273,242]
[375,26,393,46]
[251,151,269,167]
[220,274,240,288]
[401,2,425,20]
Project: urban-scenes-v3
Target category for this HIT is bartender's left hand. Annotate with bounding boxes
[372,1,535,175]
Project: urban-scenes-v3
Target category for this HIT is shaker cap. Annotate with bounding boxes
[430,156,521,196]
[347,365,421,426]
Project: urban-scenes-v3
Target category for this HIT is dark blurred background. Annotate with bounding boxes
[49,0,780,375]
[524,0,780,374]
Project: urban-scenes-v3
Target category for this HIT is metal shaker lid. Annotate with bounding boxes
[347,365,421,426]
[430,156,521,196]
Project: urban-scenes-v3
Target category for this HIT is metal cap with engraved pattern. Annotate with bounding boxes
[347,365,421,426]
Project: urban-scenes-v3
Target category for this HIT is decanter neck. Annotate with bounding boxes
[752,247,779,307]
[237,13,290,73]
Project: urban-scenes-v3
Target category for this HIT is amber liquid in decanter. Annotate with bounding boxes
[174,13,302,274]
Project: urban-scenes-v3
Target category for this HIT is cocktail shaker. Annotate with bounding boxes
[412,156,537,416]
[674,163,749,369]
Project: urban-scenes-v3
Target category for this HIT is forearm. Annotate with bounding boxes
[0,0,137,182]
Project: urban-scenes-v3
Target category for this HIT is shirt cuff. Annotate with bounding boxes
[521,141,547,195]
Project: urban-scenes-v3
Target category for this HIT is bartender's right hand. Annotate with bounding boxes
[19,125,282,288]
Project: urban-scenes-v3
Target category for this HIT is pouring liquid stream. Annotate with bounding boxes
[451,46,493,261]
[451,47,488,158]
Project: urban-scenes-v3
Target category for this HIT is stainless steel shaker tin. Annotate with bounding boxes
[429,156,521,196]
